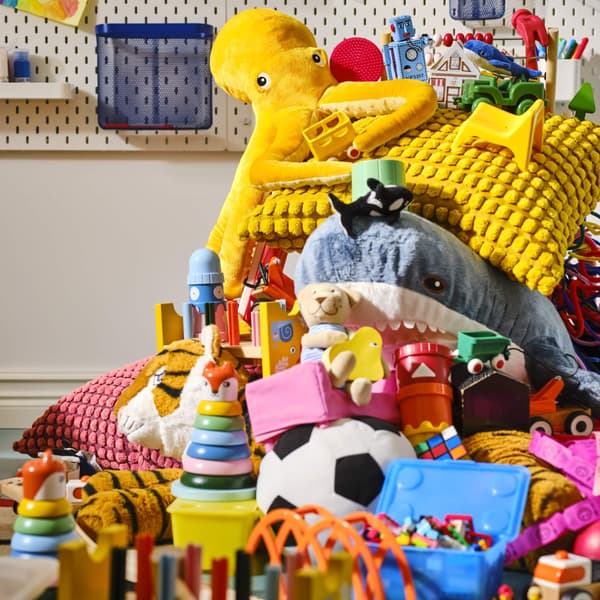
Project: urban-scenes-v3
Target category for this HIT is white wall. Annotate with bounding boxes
[1,148,599,428]
[0,151,242,426]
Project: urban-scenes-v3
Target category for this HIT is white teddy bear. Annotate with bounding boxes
[296,282,388,406]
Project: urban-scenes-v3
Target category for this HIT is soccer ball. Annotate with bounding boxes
[256,416,415,518]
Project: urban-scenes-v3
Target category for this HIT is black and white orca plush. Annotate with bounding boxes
[328,177,413,237]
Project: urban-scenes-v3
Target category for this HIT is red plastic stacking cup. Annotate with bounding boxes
[394,343,454,429]
[394,342,453,386]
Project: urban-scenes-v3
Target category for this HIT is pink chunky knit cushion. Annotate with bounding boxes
[13,358,182,471]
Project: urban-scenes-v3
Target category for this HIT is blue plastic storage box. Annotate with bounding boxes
[372,458,530,600]
[96,23,213,130]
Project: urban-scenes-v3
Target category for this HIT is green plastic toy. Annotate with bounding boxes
[568,82,596,120]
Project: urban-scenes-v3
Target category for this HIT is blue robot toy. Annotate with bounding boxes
[383,15,429,82]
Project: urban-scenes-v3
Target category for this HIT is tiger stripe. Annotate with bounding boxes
[77,485,175,545]
[82,469,182,499]
[117,489,139,535]
[147,485,172,540]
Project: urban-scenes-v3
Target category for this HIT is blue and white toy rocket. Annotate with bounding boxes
[183,248,226,339]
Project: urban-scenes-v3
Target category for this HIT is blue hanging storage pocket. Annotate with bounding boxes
[449,0,505,21]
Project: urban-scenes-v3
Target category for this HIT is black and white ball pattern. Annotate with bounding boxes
[256,416,416,518]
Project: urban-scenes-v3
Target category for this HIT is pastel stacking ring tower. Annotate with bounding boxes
[10,449,79,558]
[168,360,260,573]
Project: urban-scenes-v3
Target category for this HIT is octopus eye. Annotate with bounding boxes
[256,72,271,89]
[423,275,446,294]
[312,51,325,67]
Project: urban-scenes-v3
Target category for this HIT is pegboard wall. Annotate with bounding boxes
[1,0,598,151]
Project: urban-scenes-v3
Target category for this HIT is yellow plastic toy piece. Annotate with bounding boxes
[303,111,358,161]
[451,99,545,172]
[259,300,307,377]
[293,552,353,600]
[322,552,353,600]
[57,524,128,600]
[323,326,386,382]
[155,302,184,352]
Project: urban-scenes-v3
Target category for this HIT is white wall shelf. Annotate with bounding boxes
[0,82,73,100]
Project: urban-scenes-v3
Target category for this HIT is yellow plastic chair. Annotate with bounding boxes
[452,99,545,172]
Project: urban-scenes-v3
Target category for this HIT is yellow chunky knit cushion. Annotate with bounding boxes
[241,108,600,296]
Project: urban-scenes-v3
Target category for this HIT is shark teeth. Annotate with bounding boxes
[372,320,446,335]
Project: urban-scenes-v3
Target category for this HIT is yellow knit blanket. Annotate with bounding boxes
[241,108,600,296]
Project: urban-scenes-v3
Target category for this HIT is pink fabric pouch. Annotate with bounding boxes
[246,361,401,447]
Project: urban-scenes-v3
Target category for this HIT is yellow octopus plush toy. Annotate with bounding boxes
[207,7,438,298]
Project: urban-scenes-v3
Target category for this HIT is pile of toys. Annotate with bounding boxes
[6,5,600,600]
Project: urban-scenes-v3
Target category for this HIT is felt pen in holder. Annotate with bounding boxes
[563,38,578,60]
[573,37,589,59]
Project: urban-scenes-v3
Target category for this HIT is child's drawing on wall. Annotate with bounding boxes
[0,0,87,26]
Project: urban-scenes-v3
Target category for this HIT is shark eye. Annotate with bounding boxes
[423,275,446,294]
[256,72,271,89]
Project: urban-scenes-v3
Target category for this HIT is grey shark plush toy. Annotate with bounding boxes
[294,210,600,417]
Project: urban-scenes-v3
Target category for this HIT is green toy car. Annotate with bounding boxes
[454,330,512,374]
[454,75,546,114]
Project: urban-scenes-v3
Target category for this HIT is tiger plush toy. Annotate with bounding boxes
[114,325,249,461]
[76,468,182,545]
[75,326,265,544]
